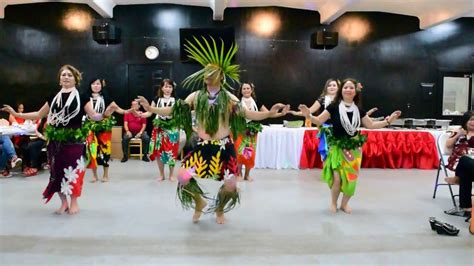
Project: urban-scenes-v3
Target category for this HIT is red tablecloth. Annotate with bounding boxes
[300,129,439,169]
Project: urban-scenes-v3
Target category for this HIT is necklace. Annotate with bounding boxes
[338,101,360,136]
[48,87,81,126]
[91,95,105,114]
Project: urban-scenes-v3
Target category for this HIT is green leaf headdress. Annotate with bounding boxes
[182,36,240,91]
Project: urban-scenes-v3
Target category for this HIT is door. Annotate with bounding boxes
[127,63,172,134]
[440,72,472,116]
[127,63,172,103]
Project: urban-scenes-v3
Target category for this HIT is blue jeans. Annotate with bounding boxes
[0,136,16,169]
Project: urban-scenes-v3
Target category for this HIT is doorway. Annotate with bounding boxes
[127,62,172,103]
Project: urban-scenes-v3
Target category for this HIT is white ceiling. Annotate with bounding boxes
[1,0,473,28]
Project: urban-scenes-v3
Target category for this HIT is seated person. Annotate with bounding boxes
[0,135,22,177]
[444,111,474,217]
[21,118,47,176]
[8,103,25,125]
[9,103,30,159]
[121,100,150,162]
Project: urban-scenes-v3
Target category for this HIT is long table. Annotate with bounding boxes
[255,126,441,170]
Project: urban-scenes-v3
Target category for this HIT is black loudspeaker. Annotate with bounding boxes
[310,31,338,49]
[92,23,121,45]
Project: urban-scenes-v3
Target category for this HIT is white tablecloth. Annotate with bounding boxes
[0,124,36,136]
[254,126,446,169]
[255,126,307,169]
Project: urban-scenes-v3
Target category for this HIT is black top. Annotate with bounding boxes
[316,96,327,115]
[47,91,89,129]
[326,102,367,138]
[316,96,332,124]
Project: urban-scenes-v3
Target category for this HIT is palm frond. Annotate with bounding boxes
[182,36,240,91]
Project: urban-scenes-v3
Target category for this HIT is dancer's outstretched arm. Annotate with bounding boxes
[136,96,173,116]
[298,104,330,126]
[109,101,131,115]
[362,110,401,129]
[245,103,289,121]
[84,101,116,121]
[260,105,288,118]
[290,99,321,117]
[2,103,49,120]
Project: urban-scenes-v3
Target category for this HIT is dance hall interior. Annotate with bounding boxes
[1,0,473,265]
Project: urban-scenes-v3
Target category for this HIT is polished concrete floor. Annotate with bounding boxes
[1,160,473,265]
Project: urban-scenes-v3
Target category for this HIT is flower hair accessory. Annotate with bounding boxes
[356,82,363,92]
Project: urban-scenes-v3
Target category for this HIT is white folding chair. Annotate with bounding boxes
[433,132,457,206]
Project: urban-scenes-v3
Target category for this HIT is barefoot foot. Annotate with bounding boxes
[54,205,69,215]
[101,176,109,183]
[90,177,98,183]
[245,176,253,182]
[330,203,337,213]
[192,198,207,223]
[68,203,80,215]
[216,211,226,224]
[169,175,176,182]
[340,205,352,214]
[157,176,165,182]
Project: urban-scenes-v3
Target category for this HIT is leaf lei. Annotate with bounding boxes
[45,125,90,143]
[83,116,117,133]
[171,99,192,140]
[152,118,177,130]
[245,121,263,135]
[195,89,246,137]
[324,126,367,150]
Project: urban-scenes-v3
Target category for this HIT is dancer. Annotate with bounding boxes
[234,81,284,181]
[84,78,129,183]
[136,37,288,224]
[2,65,116,214]
[291,80,378,161]
[142,79,180,181]
[298,78,401,213]
[291,79,339,161]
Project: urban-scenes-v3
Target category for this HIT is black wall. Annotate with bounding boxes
[1,3,473,122]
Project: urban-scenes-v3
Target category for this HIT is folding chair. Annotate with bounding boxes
[128,138,143,160]
[433,132,457,206]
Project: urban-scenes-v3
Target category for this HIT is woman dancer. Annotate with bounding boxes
[298,78,401,213]
[2,65,116,214]
[234,82,284,181]
[84,78,129,183]
[142,79,180,181]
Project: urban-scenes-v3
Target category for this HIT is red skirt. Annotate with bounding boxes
[149,127,180,167]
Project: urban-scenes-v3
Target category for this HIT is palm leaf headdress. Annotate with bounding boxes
[182,36,240,91]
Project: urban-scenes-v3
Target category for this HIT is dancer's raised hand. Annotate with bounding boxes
[388,110,402,123]
[1,104,15,115]
[298,104,310,118]
[135,96,150,111]
[269,103,286,115]
[104,104,117,117]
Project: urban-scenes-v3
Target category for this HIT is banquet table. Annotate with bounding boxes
[255,126,442,170]
[254,126,307,169]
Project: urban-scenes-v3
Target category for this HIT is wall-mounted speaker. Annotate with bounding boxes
[92,23,121,45]
[310,31,338,49]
